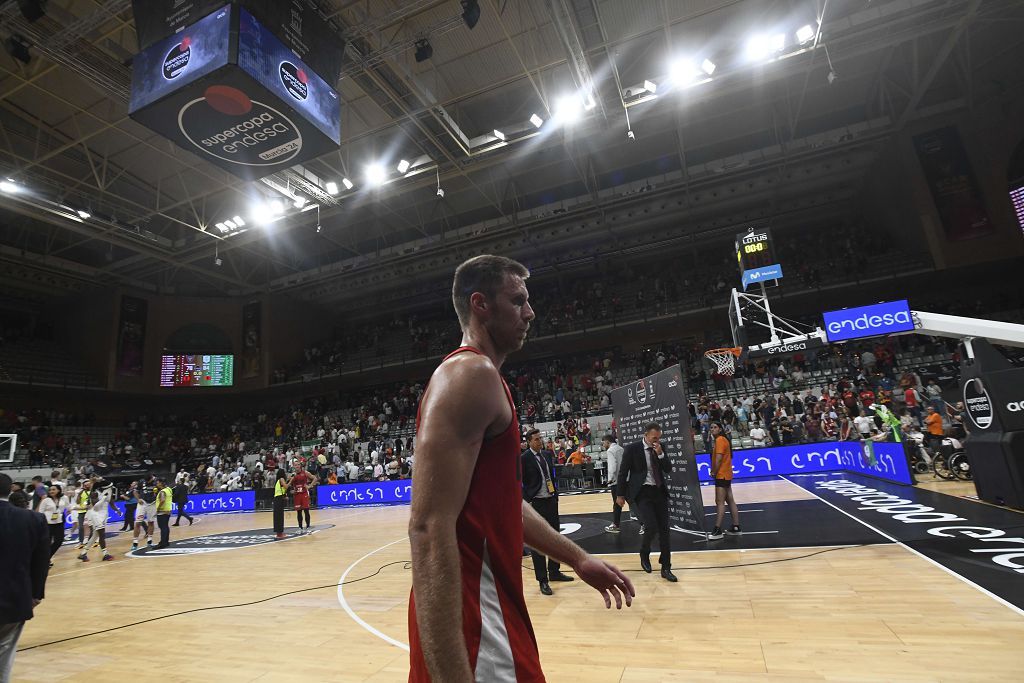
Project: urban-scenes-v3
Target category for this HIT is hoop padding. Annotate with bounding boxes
[704,348,741,376]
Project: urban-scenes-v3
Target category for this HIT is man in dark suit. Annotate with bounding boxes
[615,422,677,582]
[0,472,50,678]
[522,428,574,595]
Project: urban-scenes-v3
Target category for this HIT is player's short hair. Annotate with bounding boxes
[524,428,541,441]
[711,421,724,431]
[602,435,615,444]
[452,255,529,327]
[644,422,662,434]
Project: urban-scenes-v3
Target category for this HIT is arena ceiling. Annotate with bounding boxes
[0,0,1021,309]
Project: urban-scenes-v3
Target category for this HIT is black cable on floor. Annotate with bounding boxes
[17,560,413,652]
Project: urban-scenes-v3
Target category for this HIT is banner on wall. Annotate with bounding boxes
[116,295,148,377]
[610,365,705,535]
[913,126,994,242]
[319,480,413,507]
[241,301,261,378]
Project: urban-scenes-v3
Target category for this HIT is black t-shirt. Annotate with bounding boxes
[137,479,157,504]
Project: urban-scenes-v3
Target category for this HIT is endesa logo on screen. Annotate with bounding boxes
[279,62,308,101]
[178,84,303,167]
[823,300,914,343]
[162,36,192,80]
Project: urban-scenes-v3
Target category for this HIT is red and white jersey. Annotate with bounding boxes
[408,346,543,682]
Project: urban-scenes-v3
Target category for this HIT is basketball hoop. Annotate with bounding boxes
[704,347,742,376]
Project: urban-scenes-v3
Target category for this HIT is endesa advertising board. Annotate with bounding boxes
[129,4,340,180]
[822,300,915,343]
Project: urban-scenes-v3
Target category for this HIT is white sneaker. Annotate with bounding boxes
[604,524,620,533]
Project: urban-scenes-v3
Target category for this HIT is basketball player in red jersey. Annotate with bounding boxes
[409,255,635,682]
[290,463,316,530]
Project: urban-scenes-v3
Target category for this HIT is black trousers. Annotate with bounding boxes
[174,500,192,524]
[611,488,623,526]
[529,496,560,582]
[48,523,64,557]
[156,513,171,547]
[635,485,672,569]
[273,496,286,534]
[121,504,136,530]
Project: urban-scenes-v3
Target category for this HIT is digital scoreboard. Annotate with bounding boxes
[736,227,783,290]
[160,355,234,387]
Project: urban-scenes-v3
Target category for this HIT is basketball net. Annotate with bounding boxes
[704,347,741,376]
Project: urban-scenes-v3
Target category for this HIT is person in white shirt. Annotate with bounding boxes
[602,436,627,533]
[854,414,874,438]
[37,485,70,564]
[79,484,118,562]
[748,423,768,447]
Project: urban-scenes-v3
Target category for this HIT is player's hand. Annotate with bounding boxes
[615,496,625,508]
[652,442,663,456]
[572,554,635,609]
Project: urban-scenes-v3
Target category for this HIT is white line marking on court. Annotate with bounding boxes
[336,536,411,652]
[592,543,876,557]
[705,509,764,515]
[778,475,1024,618]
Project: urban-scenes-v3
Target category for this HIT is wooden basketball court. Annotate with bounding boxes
[12,478,1024,682]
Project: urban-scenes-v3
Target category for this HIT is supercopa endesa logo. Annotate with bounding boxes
[162,36,192,80]
[279,61,309,101]
[177,85,303,167]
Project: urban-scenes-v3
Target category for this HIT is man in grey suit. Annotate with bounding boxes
[0,472,50,681]
[615,422,677,582]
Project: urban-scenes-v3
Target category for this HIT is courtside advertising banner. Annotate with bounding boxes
[611,365,705,534]
[319,480,413,507]
[694,441,913,486]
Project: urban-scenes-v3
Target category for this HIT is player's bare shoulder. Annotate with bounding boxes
[421,352,505,432]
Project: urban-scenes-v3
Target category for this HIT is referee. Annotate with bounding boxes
[521,428,574,595]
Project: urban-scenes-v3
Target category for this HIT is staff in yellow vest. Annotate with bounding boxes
[74,479,94,549]
[154,477,174,550]
[273,468,290,540]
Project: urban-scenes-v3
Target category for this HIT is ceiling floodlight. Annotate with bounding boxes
[554,94,583,125]
[365,163,387,186]
[701,58,717,75]
[796,24,816,44]
[643,79,658,94]
[397,159,411,174]
[493,128,506,141]
[529,113,544,128]
[325,181,339,195]
[342,177,354,190]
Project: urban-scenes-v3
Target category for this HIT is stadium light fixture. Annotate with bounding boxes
[643,80,658,94]
[414,39,433,63]
[293,196,307,209]
[397,159,411,174]
[554,93,583,125]
[796,24,816,44]
[215,222,228,232]
[0,179,19,193]
[269,199,285,215]
[493,128,506,141]
[325,181,339,195]
[365,163,387,186]
[224,219,237,230]
[701,58,717,75]
[582,92,596,111]
[461,0,480,29]
[76,209,91,219]
[746,33,786,61]
[669,58,699,85]
[529,113,544,128]
[231,215,245,227]
[342,177,354,190]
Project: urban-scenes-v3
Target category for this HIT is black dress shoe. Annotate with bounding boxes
[550,572,574,582]
[661,568,678,582]
[640,556,652,573]
[539,581,553,596]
